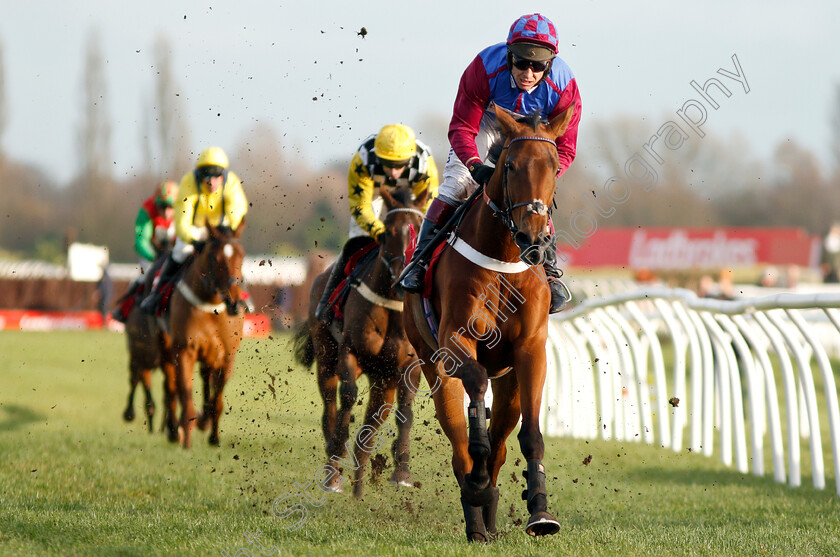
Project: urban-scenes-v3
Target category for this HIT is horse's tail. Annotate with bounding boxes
[292,320,315,368]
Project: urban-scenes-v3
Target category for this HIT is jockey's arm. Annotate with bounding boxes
[174,173,200,243]
[547,79,582,177]
[133,207,156,262]
[448,55,492,168]
[223,171,248,231]
[348,152,384,240]
[413,154,440,213]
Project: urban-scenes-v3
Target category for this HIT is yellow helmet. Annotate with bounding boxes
[195,146,229,169]
[373,124,417,162]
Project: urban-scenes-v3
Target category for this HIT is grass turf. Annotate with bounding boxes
[0,330,838,556]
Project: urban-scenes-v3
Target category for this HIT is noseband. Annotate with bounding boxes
[379,207,425,283]
[483,135,557,237]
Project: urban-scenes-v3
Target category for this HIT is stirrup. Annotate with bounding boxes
[548,278,571,314]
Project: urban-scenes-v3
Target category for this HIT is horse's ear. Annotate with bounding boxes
[234,218,245,238]
[547,103,575,140]
[207,224,219,239]
[491,102,519,138]
[380,187,396,209]
[413,188,430,209]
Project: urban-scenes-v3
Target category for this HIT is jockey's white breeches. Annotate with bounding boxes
[438,114,503,203]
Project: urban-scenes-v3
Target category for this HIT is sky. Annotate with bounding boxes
[3,0,839,185]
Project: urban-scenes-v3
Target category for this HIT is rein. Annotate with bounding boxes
[356,206,424,312]
[483,135,557,236]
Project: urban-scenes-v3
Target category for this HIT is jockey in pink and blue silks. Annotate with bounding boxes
[400,13,581,313]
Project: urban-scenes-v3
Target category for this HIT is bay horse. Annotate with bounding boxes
[167,223,247,448]
[403,104,575,541]
[121,262,178,441]
[294,187,427,497]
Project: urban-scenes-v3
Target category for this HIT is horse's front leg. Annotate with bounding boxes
[351,375,396,498]
[141,367,156,432]
[209,358,235,447]
[458,357,492,505]
[315,340,340,457]
[481,371,522,538]
[123,363,140,422]
[515,346,560,537]
[389,362,418,488]
[160,354,179,442]
[328,348,361,465]
[175,345,198,449]
[197,364,213,431]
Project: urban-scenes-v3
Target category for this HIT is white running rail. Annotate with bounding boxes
[542,287,840,496]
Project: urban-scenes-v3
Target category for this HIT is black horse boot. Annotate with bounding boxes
[400,197,458,293]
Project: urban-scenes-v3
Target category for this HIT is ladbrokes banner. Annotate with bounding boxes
[556,227,820,269]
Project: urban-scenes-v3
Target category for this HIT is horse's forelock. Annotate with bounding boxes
[386,187,413,208]
[512,110,543,133]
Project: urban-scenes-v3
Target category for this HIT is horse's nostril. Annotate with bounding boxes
[514,231,530,248]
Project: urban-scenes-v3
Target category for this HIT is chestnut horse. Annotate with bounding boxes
[403,104,574,541]
[167,223,247,448]
[121,264,178,440]
[295,187,426,497]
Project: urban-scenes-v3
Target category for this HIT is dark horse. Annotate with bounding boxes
[403,104,574,541]
[295,187,427,497]
[121,261,178,440]
[167,223,247,448]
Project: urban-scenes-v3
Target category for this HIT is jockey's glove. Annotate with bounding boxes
[468,162,494,186]
[191,226,209,242]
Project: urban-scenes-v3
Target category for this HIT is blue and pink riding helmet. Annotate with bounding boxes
[506,13,559,62]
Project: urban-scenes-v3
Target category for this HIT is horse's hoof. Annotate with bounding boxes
[323,484,343,493]
[466,531,490,543]
[352,485,364,499]
[123,408,135,422]
[525,511,561,537]
[388,470,413,487]
[197,413,211,431]
[209,434,220,446]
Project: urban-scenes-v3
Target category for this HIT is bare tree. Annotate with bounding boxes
[831,83,840,176]
[0,40,7,155]
[152,34,191,178]
[79,29,111,183]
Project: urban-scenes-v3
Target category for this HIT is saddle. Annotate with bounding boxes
[325,240,379,322]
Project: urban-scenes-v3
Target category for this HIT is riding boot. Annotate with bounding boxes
[140,255,179,315]
[111,277,142,323]
[315,240,361,325]
[542,236,569,314]
[400,197,458,293]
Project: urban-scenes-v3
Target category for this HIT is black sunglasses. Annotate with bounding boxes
[199,167,224,180]
[380,158,410,169]
[511,54,550,73]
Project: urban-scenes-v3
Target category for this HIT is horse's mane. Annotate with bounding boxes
[386,187,414,208]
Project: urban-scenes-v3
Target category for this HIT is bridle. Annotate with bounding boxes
[199,236,245,315]
[378,207,425,284]
[483,135,557,235]
[482,135,558,265]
